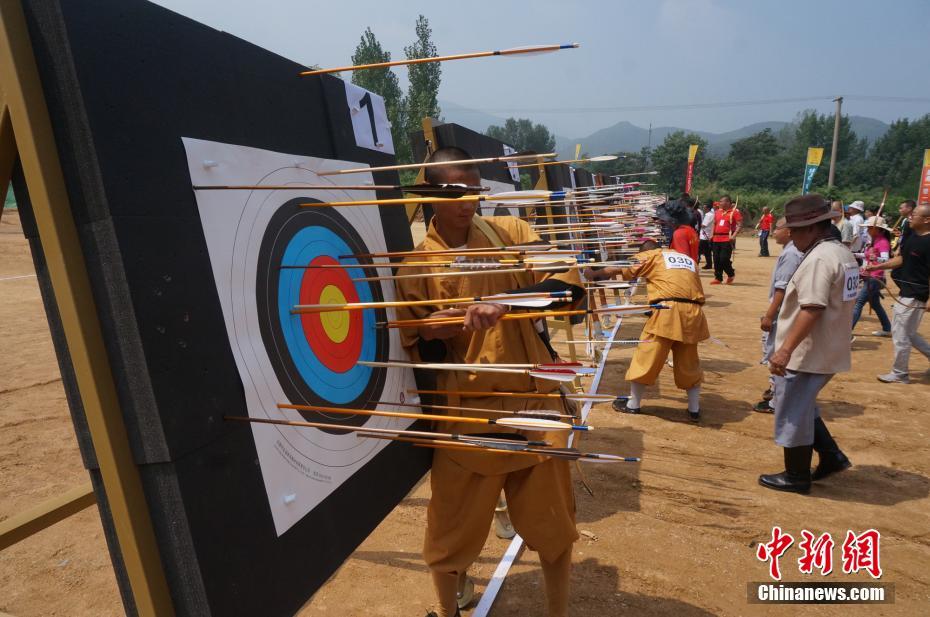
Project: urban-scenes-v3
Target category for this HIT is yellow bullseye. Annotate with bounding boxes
[318,285,350,343]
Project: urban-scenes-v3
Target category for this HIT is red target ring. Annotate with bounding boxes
[298,255,364,373]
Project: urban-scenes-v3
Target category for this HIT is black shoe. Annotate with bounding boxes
[811,417,851,480]
[702,265,713,270]
[812,452,851,480]
[753,400,774,413]
[613,398,639,414]
[688,410,700,422]
[759,446,813,493]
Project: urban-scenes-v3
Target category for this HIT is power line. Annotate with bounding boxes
[445,95,930,115]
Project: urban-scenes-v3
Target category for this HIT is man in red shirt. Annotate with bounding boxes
[756,206,774,257]
[710,195,743,284]
[660,200,700,261]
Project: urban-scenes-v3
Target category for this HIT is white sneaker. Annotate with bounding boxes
[872,330,891,337]
[877,372,910,384]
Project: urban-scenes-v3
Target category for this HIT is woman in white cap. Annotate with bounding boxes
[852,217,893,336]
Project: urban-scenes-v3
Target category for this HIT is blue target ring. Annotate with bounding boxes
[277,227,375,403]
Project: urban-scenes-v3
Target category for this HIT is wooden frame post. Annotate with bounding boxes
[407,116,438,225]
[0,1,174,614]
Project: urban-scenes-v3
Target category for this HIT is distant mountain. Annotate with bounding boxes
[848,116,891,143]
[437,100,508,134]
[435,100,890,158]
[557,117,890,158]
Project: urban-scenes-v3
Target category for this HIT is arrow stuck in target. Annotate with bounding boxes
[275,402,590,432]
[290,290,574,314]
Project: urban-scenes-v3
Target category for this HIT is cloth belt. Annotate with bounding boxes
[654,297,705,305]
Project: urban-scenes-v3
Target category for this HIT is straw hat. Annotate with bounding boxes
[864,216,893,233]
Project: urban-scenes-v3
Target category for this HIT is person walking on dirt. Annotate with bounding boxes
[865,203,930,384]
[756,207,774,257]
[761,195,854,493]
[755,218,802,413]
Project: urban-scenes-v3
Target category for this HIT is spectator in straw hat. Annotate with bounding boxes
[760,194,854,493]
[852,216,893,337]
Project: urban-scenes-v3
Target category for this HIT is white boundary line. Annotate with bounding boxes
[0,274,36,282]
[472,286,635,616]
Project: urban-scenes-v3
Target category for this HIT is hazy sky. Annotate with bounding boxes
[152,0,930,138]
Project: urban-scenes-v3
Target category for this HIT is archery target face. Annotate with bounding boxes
[184,137,417,535]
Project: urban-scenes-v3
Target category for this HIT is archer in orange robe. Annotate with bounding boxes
[588,241,709,421]
[396,212,582,617]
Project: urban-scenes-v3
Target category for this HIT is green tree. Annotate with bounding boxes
[852,114,930,197]
[485,118,556,153]
[720,129,796,191]
[650,131,709,194]
[783,110,866,191]
[403,15,441,162]
[350,28,407,162]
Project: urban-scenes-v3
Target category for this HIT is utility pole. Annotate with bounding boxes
[827,96,843,188]
[646,122,652,171]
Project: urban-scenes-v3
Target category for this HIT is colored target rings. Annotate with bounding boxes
[256,198,388,426]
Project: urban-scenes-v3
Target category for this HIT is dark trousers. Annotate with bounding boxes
[759,230,770,256]
[699,239,713,268]
[712,241,734,280]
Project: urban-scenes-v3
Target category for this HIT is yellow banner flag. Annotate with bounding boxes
[807,147,825,167]
[574,143,582,160]
[924,148,930,167]
[687,144,699,163]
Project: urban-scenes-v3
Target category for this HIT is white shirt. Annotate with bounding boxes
[700,210,715,241]
[848,213,865,252]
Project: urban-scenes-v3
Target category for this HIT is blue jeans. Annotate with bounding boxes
[852,278,891,332]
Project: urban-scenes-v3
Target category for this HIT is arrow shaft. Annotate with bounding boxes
[291,291,570,313]
[387,399,576,419]
[361,433,548,457]
[276,402,570,431]
[381,305,660,328]
[300,43,578,76]
[408,389,615,403]
[315,152,557,176]
[225,415,548,445]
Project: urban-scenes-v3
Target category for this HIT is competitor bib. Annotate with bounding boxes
[663,252,696,272]
[843,266,860,302]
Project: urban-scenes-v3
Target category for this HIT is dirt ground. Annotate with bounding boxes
[2,208,929,616]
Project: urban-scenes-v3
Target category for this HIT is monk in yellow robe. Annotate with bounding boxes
[395,147,584,617]
[586,239,709,421]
